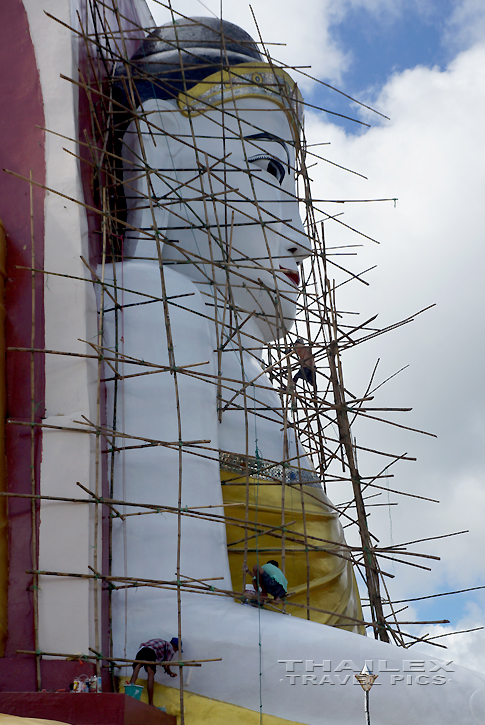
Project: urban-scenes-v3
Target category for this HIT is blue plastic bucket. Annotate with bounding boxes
[124,683,144,700]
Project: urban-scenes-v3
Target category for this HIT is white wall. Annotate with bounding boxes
[24,0,99,656]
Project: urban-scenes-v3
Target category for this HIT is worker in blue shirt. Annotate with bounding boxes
[245,560,288,603]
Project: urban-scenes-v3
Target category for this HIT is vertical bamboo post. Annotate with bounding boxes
[29,171,41,689]
[92,188,108,678]
[326,291,389,642]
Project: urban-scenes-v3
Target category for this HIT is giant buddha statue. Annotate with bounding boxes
[109,14,363,635]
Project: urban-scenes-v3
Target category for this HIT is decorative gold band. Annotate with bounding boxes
[177,62,303,140]
[219,450,320,486]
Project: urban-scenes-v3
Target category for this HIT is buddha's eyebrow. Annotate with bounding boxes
[243,132,290,168]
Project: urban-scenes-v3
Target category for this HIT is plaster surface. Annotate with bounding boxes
[23,0,99,658]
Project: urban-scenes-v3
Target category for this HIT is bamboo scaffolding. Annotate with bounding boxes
[24,568,380,629]
[17,649,220,667]
[10,3,457,708]
[0,489,366,556]
[28,567,450,632]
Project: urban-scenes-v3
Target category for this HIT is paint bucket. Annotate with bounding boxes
[124,683,144,700]
[73,674,89,693]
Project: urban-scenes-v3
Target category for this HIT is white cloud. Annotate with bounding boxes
[304,42,485,611]
[445,0,485,52]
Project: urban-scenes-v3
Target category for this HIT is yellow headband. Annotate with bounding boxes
[177,62,304,141]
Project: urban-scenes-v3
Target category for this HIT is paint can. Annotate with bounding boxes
[84,675,102,692]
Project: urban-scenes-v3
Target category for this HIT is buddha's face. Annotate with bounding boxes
[122,96,311,341]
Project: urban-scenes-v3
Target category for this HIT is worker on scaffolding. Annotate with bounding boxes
[292,338,317,388]
[129,637,180,706]
[245,560,288,604]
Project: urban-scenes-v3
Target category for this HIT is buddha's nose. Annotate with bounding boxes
[284,216,312,262]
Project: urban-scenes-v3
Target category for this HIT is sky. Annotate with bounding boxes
[146,0,485,672]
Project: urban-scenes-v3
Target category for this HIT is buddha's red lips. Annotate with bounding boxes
[280,267,300,287]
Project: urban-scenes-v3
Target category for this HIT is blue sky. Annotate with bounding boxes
[334,3,454,84]
[315,2,457,133]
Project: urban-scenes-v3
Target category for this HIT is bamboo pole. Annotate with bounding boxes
[326,295,389,641]
[29,171,41,691]
[17,649,220,667]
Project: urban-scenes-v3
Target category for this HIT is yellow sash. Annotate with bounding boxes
[221,471,365,633]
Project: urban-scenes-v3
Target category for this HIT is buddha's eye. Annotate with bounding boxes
[248,155,286,185]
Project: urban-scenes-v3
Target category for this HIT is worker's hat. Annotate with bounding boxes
[170,637,183,651]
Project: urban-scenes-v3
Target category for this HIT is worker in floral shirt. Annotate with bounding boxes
[129,637,180,706]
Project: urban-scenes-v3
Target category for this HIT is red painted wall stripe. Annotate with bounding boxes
[0,0,46,680]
